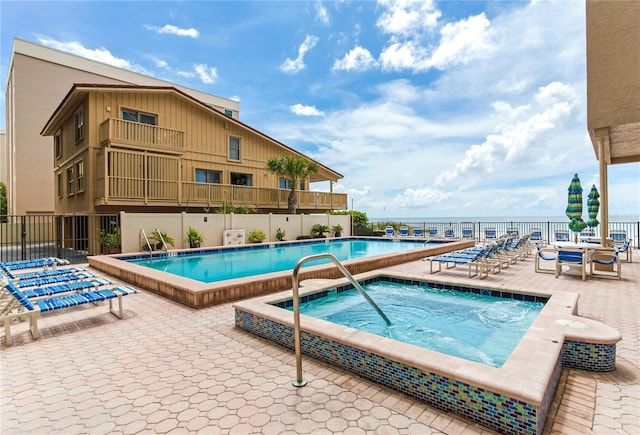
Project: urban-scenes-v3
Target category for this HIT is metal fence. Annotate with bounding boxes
[1,214,637,265]
[367,219,640,249]
[0,214,120,264]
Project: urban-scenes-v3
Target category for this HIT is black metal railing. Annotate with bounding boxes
[0,214,120,264]
[367,220,640,248]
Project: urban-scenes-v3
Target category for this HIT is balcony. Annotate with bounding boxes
[99,118,185,154]
[99,178,347,212]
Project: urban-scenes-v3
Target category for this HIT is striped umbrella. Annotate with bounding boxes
[565,173,587,234]
[587,184,600,228]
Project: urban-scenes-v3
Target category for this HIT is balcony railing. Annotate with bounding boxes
[103,178,347,211]
[100,118,185,153]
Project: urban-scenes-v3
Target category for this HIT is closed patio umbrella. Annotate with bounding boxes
[587,184,600,229]
[565,173,587,240]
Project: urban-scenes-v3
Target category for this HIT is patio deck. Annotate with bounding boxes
[1,250,638,434]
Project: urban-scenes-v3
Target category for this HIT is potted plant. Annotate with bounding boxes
[247,229,267,243]
[332,224,343,237]
[187,226,205,248]
[275,228,286,241]
[99,221,121,254]
[149,229,175,250]
[311,224,329,238]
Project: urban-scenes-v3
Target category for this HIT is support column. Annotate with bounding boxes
[598,137,609,246]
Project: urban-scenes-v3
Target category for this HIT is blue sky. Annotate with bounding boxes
[1,0,638,219]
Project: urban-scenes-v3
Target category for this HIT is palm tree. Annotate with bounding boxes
[266,155,318,214]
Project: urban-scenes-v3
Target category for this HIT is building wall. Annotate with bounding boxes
[3,38,239,215]
[54,89,317,214]
[586,0,640,129]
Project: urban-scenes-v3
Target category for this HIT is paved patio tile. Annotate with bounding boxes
[1,248,638,434]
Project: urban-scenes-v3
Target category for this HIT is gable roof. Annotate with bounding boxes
[41,83,343,182]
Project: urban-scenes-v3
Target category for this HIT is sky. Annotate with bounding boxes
[1,0,638,220]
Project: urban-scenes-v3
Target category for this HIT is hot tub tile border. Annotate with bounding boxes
[235,309,550,435]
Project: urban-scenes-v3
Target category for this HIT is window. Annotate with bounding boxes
[75,111,84,142]
[228,136,240,161]
[75,161,84,192]
[195,169,221,184]
[122,109,157,125]
[224,109,233,117]
[57,173,63,197]
[66,167,74,196]
[230,172,252,186]
[54,131,62,158]
[279,178,305,190]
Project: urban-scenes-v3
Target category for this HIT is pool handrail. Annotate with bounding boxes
[291,253,391,387]
[139,229,153,257]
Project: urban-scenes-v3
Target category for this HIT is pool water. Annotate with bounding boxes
[128,239,429,283]
[290,281,544,367]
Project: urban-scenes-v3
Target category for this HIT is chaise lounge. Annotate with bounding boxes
[1,279,138,345]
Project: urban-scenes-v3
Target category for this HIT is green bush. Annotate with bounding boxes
[247,229,267,243]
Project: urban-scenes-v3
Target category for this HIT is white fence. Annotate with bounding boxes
[120,212,351,253]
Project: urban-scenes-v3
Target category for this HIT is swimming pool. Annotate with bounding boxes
[89,237,474,308]
[234,272,622,435]
[128,239,430,283]
[288,280,544,367]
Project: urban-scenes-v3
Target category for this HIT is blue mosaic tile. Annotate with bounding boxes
[235,309,544,435]
[562,340,616,372]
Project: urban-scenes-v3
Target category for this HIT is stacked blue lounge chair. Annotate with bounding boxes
[1,257,69,271]
[0,262,85,281]
[426,246,488,277]
[1,278,137,345]
[399,226,410,237]
[11,271,98,289]
[412,227,424,237]
[20,278,112,299]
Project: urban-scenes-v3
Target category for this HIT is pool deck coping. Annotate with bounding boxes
[88,238,475,308]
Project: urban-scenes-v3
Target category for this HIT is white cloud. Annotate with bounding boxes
[435,81,578,189]
[290,104,325,116]
[378,13,495,73]
[315,1,330,25]
[145,24,199,38]
[280,35,319,74]
[176,70,196,79]
[428,13,495,70]
[37,37,150,74]
[193,64,217,84]
[379,39,428,72]
[376,0,441,37]
[332,46,378,72]
[393,187,453,207]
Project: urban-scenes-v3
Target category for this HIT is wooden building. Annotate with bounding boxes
[41,84,346,215]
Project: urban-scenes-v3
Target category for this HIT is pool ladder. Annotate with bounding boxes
[139,228,169,257]
[291,253,390,387]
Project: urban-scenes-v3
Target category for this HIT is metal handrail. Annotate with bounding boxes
[139,229,153,257]
[154,228,169,253]
[291,253,391,387]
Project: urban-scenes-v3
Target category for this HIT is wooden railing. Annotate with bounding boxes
[99,118,185,152]
[105,178,347,211]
